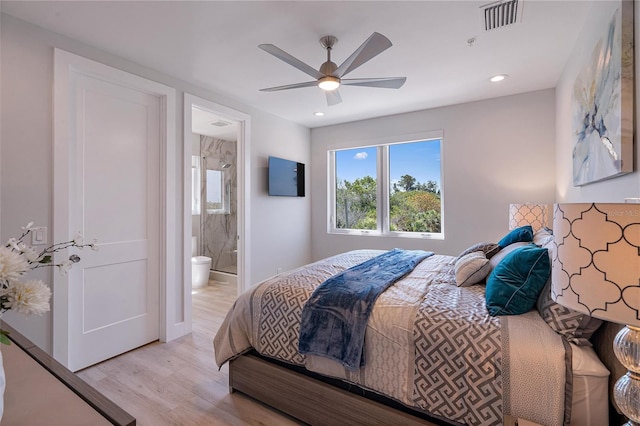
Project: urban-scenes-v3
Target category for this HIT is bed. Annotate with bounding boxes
[214,229,613,426]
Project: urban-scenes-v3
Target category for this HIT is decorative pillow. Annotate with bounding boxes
[485,244,550,316]
[456,242,501,261]
[533,227,554,247]
[455,251,491,287]
[536,281,603,346]
[488,241,530,270]
[497,225,534,248]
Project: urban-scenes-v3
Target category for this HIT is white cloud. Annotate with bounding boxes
[353,152,368,160]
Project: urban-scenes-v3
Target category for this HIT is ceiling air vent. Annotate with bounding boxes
[481,0,522,31]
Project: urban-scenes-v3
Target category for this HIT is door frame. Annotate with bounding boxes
[183,94,250,332]
[52,49,177,365]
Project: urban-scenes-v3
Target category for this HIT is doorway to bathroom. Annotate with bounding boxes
[184,94,250,334]
[191,108,238,287]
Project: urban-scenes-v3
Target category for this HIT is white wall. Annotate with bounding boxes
[555,1,640,202]
[250,113,311,278]
[310,90,556,261]
[0,14,312,352]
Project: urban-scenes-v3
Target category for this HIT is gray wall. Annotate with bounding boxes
[310,89,557,260]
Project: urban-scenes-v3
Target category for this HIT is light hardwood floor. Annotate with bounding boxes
[77,280,302,426]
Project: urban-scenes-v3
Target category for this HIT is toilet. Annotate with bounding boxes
[191,237,212,289]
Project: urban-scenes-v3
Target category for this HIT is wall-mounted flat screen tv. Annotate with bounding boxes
[268,156,305,197]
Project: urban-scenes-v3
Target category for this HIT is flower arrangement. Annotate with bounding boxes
[0,222,96,344]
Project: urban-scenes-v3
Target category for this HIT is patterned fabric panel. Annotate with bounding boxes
[413,284,502,425]
[252,250,382,365]
[537,282,603,346]
[358,254,456,405]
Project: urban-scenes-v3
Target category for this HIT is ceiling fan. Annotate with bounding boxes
[258,32,406,106]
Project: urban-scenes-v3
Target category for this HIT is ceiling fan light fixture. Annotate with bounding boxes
[318,76,340,91]
[259,32,405,106]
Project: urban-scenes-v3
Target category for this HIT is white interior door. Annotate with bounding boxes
[53,50,170,371]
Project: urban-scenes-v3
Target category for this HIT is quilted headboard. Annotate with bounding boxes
[590,321,626,425]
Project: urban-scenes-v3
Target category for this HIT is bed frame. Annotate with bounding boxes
[229,321,625,426]
[229,353,444,426]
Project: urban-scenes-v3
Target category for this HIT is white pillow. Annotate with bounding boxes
[455,251,491,287]
[488,241,530,270]
[533,227,554,247]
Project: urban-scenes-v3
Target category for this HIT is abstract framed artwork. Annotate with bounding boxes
[572,0,634,186]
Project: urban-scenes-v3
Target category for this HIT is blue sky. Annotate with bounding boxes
[335,140,441,189]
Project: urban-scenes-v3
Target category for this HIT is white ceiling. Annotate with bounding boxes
[1,1,593,128]
[192,106,239,140]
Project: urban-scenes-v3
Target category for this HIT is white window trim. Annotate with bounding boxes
[328,130,444,239]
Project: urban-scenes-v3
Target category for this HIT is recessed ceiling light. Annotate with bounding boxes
[313,112,325,117]
[490,74,508,83]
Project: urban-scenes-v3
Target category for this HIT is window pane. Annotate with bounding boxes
[206,169,224,212]
[389,140,441,233]
[335,147,377,229]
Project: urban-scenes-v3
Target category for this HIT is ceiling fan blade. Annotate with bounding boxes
[333,32,392,78]
[259,44,324,80]
[326,90,342,106]
[341,77,407,89]
[259,81,319,92]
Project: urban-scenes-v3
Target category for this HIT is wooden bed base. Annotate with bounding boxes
[229,354,443,426]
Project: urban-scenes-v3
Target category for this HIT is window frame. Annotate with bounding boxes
[328,130,444,239]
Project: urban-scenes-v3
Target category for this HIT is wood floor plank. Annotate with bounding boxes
[77,280,302,425]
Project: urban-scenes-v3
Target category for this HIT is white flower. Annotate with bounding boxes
[73,233,84,246]
[3,279,51,315]
[0,223,97,344]
[6,238,20,251]
[58,260,73,275]
[20,245,40,263]
[0,246,30,281]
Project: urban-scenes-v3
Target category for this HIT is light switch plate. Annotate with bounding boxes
[31,227,47,245]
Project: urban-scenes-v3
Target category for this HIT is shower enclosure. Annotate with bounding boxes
[195,135,237,275]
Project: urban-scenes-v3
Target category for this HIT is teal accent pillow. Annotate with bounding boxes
[498,225,533,248]
[486,244,550,316]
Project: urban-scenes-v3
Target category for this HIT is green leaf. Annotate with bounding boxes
[0,330,11,345]
[40,255,52,264]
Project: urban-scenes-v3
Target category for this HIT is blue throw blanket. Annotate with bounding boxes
[298,248,433,370]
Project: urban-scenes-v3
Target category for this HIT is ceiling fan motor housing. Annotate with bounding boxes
[320,61,338,76]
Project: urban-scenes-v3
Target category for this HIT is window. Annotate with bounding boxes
[206,169,224,212]
[329,135,442,238]
[334,147,378,230]
[205,169,229,214]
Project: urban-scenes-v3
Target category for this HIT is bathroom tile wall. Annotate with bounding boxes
[200,135,237,274]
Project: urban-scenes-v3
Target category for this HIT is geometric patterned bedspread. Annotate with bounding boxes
[214,250,571,426]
